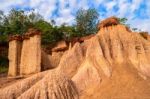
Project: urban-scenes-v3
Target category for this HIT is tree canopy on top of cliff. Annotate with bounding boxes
[0,8,99,44]
[0,8,142,44]
[118,17,140,32]
[75,8,99,36]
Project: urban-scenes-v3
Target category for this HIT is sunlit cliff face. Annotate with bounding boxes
[1,17,150,99]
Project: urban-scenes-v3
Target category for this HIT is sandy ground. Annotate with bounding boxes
[80,63,150,99]
[0,73,24,89]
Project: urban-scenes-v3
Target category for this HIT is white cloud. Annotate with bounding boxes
[95,0,103,6]
[131,0,142,11]
[29,0,41,8]
[28,0,57,20]
[0,0,150,32]
[0,0,26,11]
[55,15,74,26]
[105,1,117,11]
[56,8,74,25]
[130,19,150,32]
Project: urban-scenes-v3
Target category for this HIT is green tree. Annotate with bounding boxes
[0,9,44,35]
[34,20,52,33]
[4,9,28,34]
[0,10,7,43]
[118,17,132,28]
[118,17,128,25]
[0,10,4,25]
[75,8,99,36]
[118,17,141,32]
[33,20,55,44]
[59,24,77,40]
[50,19,56,26]
[28,11,43,23]
[0,9,47,42]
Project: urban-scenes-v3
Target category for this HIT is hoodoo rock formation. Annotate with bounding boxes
[51,40,68,52]
[20,29,41,75]
[1,17,150,99]
[98,16,119,29]
[7,29,42,77]
[8,35,22,77]
[8,29,62,77]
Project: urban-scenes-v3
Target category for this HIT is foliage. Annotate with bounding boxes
[42,26,64,44]
[75,8,99,36]
[0,34,7,43]
[33,20,54,44]
[2,9,29,35]
[0,56,8,65]
[118,17,141,32]
[118,17,127,25]
[59,24,78,40]
[0,9,39,43]
[0,8,145,72]
[0,8,100,44]
[118,17,131,27]
[0,9,61,44]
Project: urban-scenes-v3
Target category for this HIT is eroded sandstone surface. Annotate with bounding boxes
[1,17,150,99]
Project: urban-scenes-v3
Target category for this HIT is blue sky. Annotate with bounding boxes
[0,0,150,32]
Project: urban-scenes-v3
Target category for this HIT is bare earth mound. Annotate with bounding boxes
[1,17,150,99]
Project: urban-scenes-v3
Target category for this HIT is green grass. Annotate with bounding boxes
[0,66,8,73]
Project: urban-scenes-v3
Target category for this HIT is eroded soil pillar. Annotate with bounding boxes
[8,35,22,77]
[20,29,41,75]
